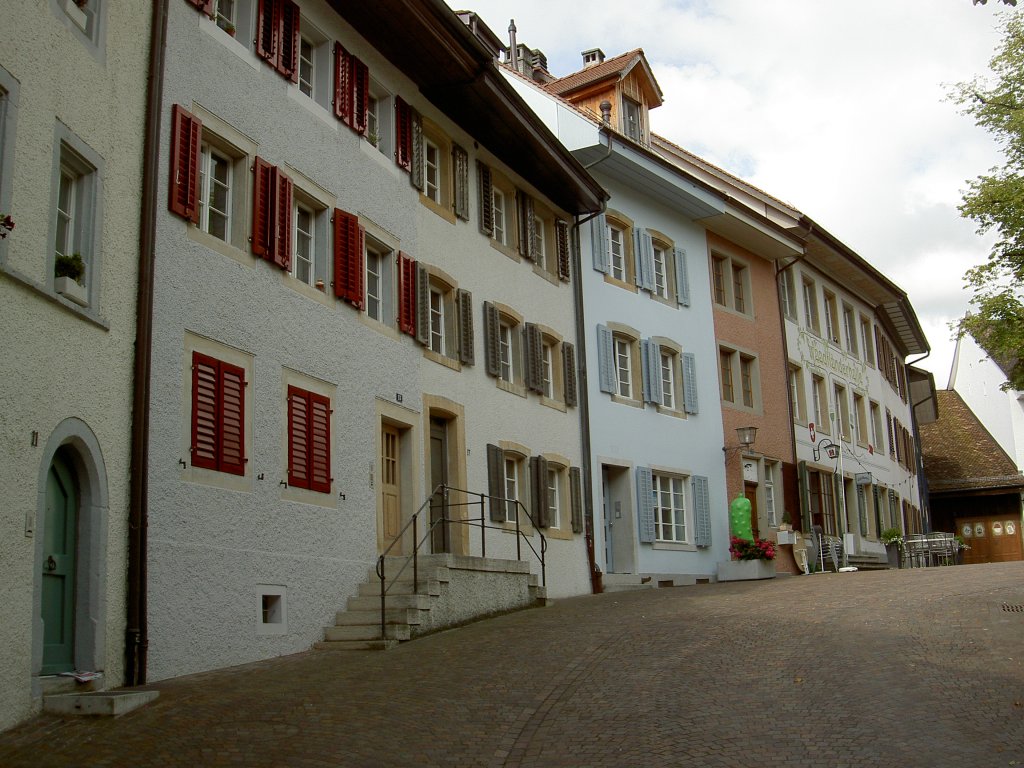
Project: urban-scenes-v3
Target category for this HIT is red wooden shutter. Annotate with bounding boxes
[351,57,369,135]
[219,362,247,476]
[192,352,246,476]
[169,105,202,223]
[394,97,412,171]
[251,156,274,259]
[397,251,416,335]
[274,169,293,271]
[191,352,220,471]
[333,208,364,308]
[333,43,351,123]
[287,386,310,489]
[278,0,300,82]
[187,0,214,15]
[256,0,279,67]
[309,393,332,493]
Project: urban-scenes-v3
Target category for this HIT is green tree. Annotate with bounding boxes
[955,10,1024,388]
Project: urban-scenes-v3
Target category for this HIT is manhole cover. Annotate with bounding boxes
[1001,603,1024,613]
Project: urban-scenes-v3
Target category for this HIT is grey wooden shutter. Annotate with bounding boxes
[486,443,506,522]
[530,455,549,528]
[857,483,868,536]
[569,466,583,534]
[524,322,544,393]
[692,475,711,547]
[641,339,662,405]
[597,324,616,394]
[634,229,654,290]
[452,144,469,221]
[562,342,578,408]
[555,219,570,281]
[682,352,698,414]
[590,213,609,273]
[483,301,500,377]
[673,247,690,306]
[415,263,430,346]
[410,110,424,192]
[457,288,474,365]
[798,460,811,532]
[517,191,536,261]
[636,466,655,543]
[477,161,493,236]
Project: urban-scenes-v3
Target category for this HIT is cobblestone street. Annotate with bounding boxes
[2,562,1023,767]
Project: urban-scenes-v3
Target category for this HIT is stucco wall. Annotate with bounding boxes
[0,0,148,731]
[146,0,588,682]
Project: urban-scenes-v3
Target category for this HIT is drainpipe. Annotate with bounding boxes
[508,20,518,73]
[126,0,168,687]
[572,201,607,594]
[907,349,932,532]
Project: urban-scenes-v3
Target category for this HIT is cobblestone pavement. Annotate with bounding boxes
[2,562,1024,767]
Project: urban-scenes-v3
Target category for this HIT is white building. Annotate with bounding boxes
[141,0,603,682]
[782,224,930,562]
[0,0,150,730]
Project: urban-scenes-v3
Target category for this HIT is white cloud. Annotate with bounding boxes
[448,0,1010,382]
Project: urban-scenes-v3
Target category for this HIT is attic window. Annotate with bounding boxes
[622,96,641,141]
[582,48,605,67]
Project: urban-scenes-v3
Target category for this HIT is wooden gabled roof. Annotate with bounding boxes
[547,49,664,108]
[919,390,1024,494]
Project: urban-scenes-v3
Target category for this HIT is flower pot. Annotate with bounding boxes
[885,543,901,569]
[62,0,89,31]
[717,559,776,582]
[55,276,88,307]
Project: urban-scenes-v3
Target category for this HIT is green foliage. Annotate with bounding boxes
[880,527,903,547]
[54,253,85,284]
[954,11,1024,390]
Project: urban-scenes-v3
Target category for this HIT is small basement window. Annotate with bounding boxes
[256,585,287,635]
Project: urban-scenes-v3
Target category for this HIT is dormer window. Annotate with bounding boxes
[622,96,641,142]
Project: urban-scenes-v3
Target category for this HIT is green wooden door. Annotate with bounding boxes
[41,455,77,675]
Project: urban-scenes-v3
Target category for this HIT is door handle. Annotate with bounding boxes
[45,556,57,572]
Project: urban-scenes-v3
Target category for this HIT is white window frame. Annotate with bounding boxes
[823,290,840,345]
[199,143,232,242]
[367,79,392,155]
[429,284,445,355]
[498,320,516,383]
[812,375,827,431]
[614,337,633,399]
[652,244,669,300]
[547,467,561,530]
[653,472,688,544]
[541,339,554,399]
[291,200,315,286]
[50,127,102,307]
[298,35,315,98]
[660,350,676,410]
[492,188,507,246]
[424,137,440,204]
[503,455,520,523]
[802,276,819,333]
[860,315,875,365]
[764,462,778,528]
[364,235,394,326]
[843,303,858,356]
[780,268,796,320]
[609,224,626,282]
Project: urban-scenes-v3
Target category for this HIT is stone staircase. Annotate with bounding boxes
[316,554,549,651]
[601,573,655,593]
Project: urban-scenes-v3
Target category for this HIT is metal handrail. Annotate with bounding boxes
[374,484,547,639]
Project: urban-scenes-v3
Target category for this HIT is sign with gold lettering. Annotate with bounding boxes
[798,330,868,389]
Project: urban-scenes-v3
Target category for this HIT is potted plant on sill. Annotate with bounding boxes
[0,213,14,239]
[718,495,777,581]
[881,527,903,569]
[54,253,88,306]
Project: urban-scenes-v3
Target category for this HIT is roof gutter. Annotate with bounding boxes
[126,0,167,687]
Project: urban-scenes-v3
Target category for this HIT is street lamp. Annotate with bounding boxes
[723,426,758,457]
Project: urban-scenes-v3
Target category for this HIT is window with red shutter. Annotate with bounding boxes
[191,351,247,476]
[277,0,300,82]
[169,105,202,222]
[333,43,351,124]
[397,251,416,335]
[274,170,293,271]
[186,0,214,16]
[333,208,364,308]
[256,0,280,67]
[287,386,331,493]
[394,97,412,171]
[351,57,369,135]
[252,156,274,259]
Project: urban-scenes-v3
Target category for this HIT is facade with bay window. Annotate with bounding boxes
[147,0,602,682]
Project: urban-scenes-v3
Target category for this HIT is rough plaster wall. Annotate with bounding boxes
[0,0,147,731]
[580,176,729,577]
[146,1,588,682]
[415,568,532,634]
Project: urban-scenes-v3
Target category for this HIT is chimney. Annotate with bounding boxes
[508,19,518,71]
[600,100,612,125]
[582,48,605,68]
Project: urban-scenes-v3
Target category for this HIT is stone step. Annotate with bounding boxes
[314,639,400,651]
[347,593,432,612]
[334,607,426,626]
[357,579,442,597]
[366,564,450,584]
[323,623,411,642]
[602,573,655,593]
[44,690,160,717]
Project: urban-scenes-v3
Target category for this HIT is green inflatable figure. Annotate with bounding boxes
[729,496,753,542]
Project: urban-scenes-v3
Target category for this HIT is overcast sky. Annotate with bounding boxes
[446,0,1010,386]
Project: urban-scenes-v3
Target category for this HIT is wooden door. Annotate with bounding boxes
[42,454,77,675]
[744,482,760,541]
[429,418,450,553]
[380,424,403,555]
